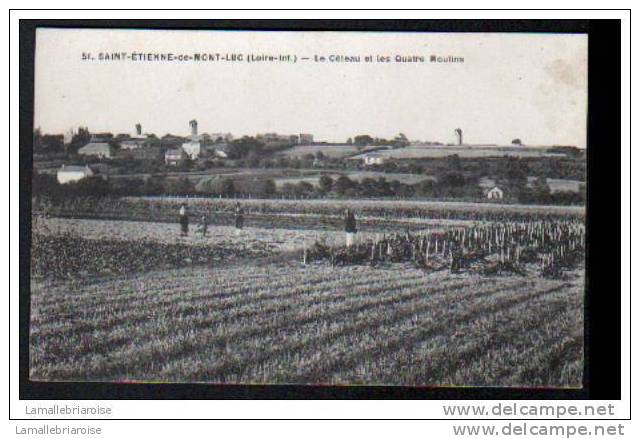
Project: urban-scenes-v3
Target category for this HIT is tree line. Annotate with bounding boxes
[32,170,585,205]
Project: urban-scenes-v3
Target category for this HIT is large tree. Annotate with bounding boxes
[393,133,409,148]
[353,135,374,146]
[227,136,265,159]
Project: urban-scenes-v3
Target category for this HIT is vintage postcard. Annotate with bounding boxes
[30,28,587,387]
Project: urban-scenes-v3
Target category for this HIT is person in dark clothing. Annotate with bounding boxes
[234,202,244,235]
[179,203,189,237]
[198,214,208,237]
[450,242,464,274]
[344,208,357,247]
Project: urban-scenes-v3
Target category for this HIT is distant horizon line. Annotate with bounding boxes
[35,128,584,149]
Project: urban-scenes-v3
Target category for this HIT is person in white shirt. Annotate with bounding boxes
[179,203,189,236]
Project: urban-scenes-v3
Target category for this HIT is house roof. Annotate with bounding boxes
[58,165,92,174]
[485,186,504,195]
[79,142,113,153]
[145,138,183,147]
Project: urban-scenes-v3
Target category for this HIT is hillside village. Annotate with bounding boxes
[33,120,586,205]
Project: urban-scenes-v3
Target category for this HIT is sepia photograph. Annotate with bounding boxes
[28,27,588,389]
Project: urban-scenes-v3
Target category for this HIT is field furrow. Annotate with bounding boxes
[349,282,583,386]
[31,268,434,338]
[31,273,486,380]
[249,282,573,384]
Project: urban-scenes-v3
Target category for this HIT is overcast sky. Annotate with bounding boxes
[34,28,587,147]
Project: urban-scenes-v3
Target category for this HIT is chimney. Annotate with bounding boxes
[135,123,142,136]
[189,119,198,141]
[454,128,463,146]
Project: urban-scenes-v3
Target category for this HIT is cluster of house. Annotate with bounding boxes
[73,121,234,166]
[161,120,233,165]
[56,121,316,183]
[73,121,315,167]
[55,123,508,199]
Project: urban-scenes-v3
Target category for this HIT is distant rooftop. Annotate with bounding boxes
[79,142,112,151]
[58,165,93,174]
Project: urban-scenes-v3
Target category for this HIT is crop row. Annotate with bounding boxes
[30,260,583,386]
[31,271,531,382]
[238,281,572,385]
[31,268,436,341]
[31,273,485,379]
[362,284,583,386]
[137,278,559,383]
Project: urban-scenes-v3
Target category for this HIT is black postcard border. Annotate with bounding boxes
[13,15,626,417]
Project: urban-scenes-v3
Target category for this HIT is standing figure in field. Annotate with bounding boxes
[179,203,189,237]
[449,242,463,274]
[234,202,244,236]
[344,208,357,247]
[198,214,208,237]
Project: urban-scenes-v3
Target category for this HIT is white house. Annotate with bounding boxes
[78,142,114,159]
[181,140,201,159]
[486,186,504,200]
[56,165,94,184]
[363,153,386,166]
